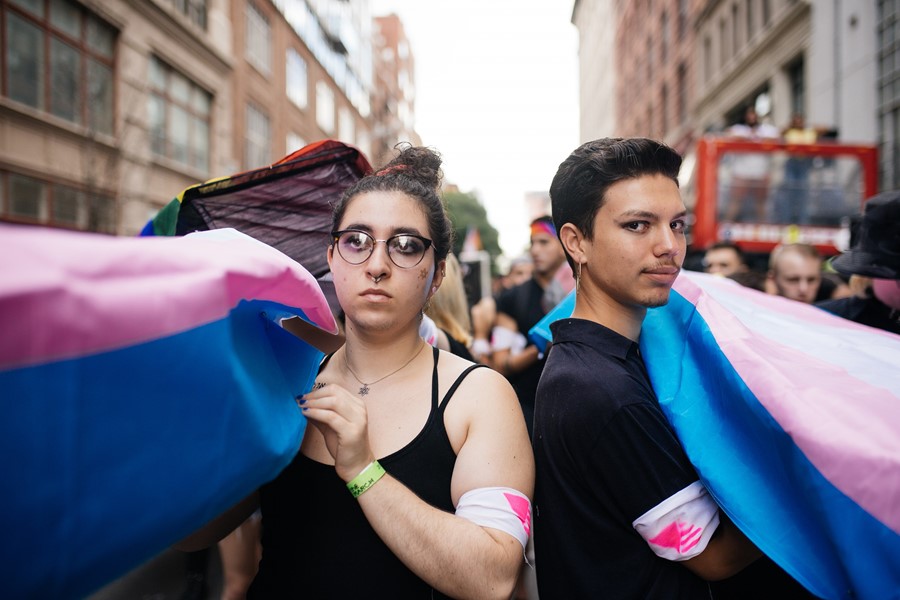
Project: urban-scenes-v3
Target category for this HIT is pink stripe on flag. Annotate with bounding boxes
[0,225,337,370]
[674,272,900,534]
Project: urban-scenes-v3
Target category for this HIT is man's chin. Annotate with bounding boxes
[643,291,673,309]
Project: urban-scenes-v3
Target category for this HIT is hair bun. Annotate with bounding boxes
[380,143,442,192]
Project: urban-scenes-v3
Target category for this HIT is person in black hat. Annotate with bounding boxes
[817,191,900,334]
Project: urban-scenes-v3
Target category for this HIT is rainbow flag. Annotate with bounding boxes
[462,226,484,253]
[530,271,900,599]
[0,225,338,598]
[140,139,371,316]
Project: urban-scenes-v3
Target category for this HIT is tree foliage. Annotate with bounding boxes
[443,189,502,273]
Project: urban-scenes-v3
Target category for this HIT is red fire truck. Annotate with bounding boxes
[687,135,879,263]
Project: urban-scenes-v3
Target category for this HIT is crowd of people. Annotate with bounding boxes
[701,217,899,337]
[172,138,898,599]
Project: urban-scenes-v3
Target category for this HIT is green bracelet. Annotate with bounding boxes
[346,460,386,498]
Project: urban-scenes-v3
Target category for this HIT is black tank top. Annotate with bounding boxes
[248,347,486,599]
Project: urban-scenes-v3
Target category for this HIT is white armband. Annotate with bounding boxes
[490,326,517,351]
[471,338,492,356]
[491,327,527,355]
[632,481,720,561]
[509,331,527,355]
[455,487,532,550]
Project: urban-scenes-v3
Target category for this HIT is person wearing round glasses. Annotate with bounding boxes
[330,229,434,270]
[178,146,534,598]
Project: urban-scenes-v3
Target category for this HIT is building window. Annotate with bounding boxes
[338,106,355,145]
[787,58,805,117]
[661,10,669,59]
[661,84,669,134]
[719,18,727,68]
[677,62,688,123]
[892,107,900,190]
[246,2,271,76]
[316,81,334,133]
[878,0,900,189]
[677,0,688,40]
[732,3,739,57]
[704,35,712,83]
[148,57,211,172]
[286,47,308,109]
[746,0,754,41]
[168,0,207,30]
[2,0,116,135]
[7,172,46,221]
[245,102,271,169]
[286,131,306,154]
[1,170,115,232]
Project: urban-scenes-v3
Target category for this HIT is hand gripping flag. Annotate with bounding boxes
[530,271,900,599]
[0,225,338,599]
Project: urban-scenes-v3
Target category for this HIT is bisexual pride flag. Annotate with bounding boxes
[0,225,338,598]
[530,270,900,599]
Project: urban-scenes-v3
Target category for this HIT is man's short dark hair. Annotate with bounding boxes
[549,138,682,269]
[706,241,746,264]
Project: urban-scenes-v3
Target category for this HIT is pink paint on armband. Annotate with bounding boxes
[455,487,532,549]
[503,491,532,536]
[649,521,703,553]
[632,481,720,561]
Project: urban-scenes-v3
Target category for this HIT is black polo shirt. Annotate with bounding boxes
[532,317,712,599]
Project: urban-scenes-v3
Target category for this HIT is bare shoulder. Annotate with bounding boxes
[437,349,518,411]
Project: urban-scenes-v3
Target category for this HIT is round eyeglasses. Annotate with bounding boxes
[331,229,434,269]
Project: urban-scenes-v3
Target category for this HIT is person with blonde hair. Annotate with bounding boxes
[765,243,822,304]
[426,253,475,360]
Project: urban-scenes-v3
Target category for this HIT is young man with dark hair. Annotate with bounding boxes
[703,241,749,277]
[533,138,811,598]
[492,215,567,438]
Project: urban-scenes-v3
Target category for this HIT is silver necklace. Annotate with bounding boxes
[344,342,426,396]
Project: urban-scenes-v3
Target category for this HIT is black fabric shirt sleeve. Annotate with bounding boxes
[588,400,703,525]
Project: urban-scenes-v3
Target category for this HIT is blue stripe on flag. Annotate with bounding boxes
[1,300,321,598]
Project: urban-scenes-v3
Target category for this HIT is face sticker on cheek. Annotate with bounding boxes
[418,267,429,280]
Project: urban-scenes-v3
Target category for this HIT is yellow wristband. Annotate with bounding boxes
[346,460,386,498]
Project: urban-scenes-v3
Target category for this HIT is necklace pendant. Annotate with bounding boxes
[358,384,370,396]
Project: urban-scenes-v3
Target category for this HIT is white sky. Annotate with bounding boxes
[370,1,580,258]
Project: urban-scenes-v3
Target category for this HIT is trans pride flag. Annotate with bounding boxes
[530,270,900,599]
[0,225,338,598]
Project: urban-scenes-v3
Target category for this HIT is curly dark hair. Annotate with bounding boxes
[549,138,682,270]
[331,144,453,262]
